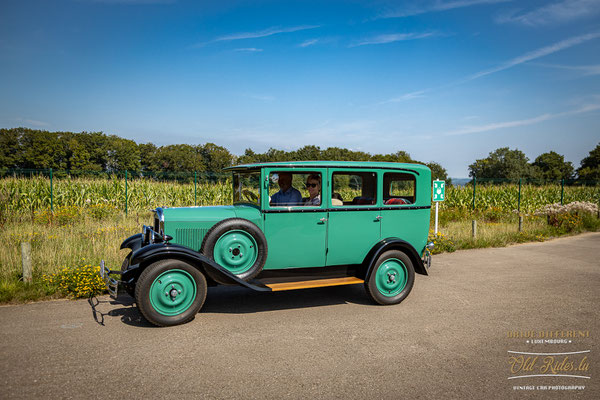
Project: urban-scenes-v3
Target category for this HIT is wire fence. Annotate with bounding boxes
[1,169,599,216]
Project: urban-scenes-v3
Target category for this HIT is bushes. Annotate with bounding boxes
[42,264,106,298]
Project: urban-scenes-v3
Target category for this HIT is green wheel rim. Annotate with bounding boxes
[375,258,408,297]
[149,269,197,316]
[213,230,258,275]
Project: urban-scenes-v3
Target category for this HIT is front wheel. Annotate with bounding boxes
[135,259,207,327]
[365,250,415,305]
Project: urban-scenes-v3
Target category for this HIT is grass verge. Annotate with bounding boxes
[1,208,599,303]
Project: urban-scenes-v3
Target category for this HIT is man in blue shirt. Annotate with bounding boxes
[270,172,302,206]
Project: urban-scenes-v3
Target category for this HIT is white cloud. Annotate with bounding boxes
[234,48,263,52]
[214,25,320,42]
[377,32,600,105]
[381,0,512,18]
[352,32,437,47]
[530,62,600,76]
[466,32,600,81]
[496,0,600,26]
[299,39,319,48]
[444,103,600,136]
[16,118,50,127]
[382,90,428,104]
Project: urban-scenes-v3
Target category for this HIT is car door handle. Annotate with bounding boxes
[375,215,382,221]
[318,217,328,224]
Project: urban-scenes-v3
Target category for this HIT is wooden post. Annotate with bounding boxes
[21,242,32,283]
[471,220,477,238]
[518,216,523,232]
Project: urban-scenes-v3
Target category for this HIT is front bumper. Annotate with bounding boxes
[100,260,121,299]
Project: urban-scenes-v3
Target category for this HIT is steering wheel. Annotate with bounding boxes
[242,189,258,202]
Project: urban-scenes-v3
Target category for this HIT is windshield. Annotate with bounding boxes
[233,171,261,206]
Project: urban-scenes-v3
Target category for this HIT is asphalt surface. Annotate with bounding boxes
[1,233,598,399]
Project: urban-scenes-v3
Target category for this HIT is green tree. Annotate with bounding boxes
[139,143,159,171]
[577,143,600,181]
[532,151,574,181]
[0,128,22,168]
[156,144,203,172]
[19,128,68,170]
[198,143,234,173]
[106,136,140,172]
[468,147,536,180]
[426,162,451,184]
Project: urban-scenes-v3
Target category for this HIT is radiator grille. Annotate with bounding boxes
[175,228,208,251]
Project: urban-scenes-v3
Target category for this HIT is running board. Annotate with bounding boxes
[264,277,364,292]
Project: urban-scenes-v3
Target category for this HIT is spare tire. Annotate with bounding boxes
[201,218,268,284]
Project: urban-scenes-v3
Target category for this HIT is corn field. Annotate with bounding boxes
[1,174,599,219]
[442,184,600,213]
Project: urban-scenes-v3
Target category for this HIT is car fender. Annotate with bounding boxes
[363,238,428,281]
[120,233,143,251]
[130,242,271,291]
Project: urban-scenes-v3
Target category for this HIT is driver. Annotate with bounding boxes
[270,172,302,206]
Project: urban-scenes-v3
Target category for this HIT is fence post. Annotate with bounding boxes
[517,178,521,213]
[472,177,477,210]
[21,242,32,283]
[194,171,197,206]
[560,179,565,205]
[125,170,128,216]
[518,216,523,232]
[50,168,54,212]
[471,220,477,238]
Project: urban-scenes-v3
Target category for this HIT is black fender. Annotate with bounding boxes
[129,242,272,292]
[120,233,143,251]
[362,238,428,282]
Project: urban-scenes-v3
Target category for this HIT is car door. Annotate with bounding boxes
[325,169,382,266]
[262,168,328,270]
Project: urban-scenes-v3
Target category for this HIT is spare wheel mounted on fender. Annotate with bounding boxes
[201,218,268,284]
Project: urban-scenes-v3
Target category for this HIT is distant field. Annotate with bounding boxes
[1,175,598,218]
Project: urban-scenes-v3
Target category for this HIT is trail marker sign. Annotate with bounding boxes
[432,180,445,235]
[433,180,445,202]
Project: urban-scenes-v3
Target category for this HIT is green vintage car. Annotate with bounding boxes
[101,161,433,326]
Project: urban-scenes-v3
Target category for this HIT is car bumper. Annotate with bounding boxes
[100,260,121,299]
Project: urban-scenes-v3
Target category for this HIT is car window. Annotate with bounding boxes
[331,172,377,206]
[383,172,415,205]
[268,171,322,207]
[233,171,261,206]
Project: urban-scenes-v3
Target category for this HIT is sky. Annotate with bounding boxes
[1,0,599,177]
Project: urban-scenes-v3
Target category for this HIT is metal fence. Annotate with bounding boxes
[1,169,599,215]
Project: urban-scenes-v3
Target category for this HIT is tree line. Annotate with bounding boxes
[0,128,449,181]
[1,128,598,182]
[468,145,600,181]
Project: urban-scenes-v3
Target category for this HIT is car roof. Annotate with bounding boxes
[226,161,430,175]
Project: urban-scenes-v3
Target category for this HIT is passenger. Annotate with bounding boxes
[270,172,302,206]
[304,174,321,206]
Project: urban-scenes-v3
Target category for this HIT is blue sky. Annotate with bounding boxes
[1,0,599,177]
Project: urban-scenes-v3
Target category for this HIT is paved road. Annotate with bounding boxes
[1,233,599,399]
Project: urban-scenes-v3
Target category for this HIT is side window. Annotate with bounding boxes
[331,172,377,206]
[268,171,322,207]
[383,172,416,205]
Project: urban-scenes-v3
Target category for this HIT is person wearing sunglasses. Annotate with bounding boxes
[304,174,321,206]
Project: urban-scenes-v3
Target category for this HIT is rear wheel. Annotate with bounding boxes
[135,259,207,327]
[365,250,415,305]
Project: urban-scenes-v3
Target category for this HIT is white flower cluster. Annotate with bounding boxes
[534,201,599,216]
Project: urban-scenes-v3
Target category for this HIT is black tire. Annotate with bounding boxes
[200,218,267,285]
[135,259,207,327]
[120,255,135,298]
[365,250,415,305]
